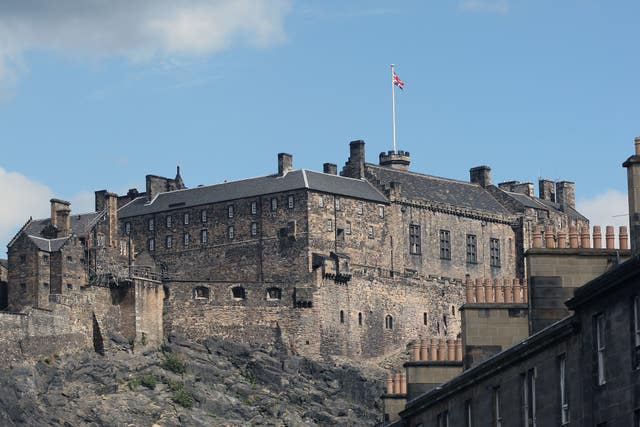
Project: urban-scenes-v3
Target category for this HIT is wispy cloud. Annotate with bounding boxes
[458,0,510,15]
[0,0,291,83]
[576,189,629,247]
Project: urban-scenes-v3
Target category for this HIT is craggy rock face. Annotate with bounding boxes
[0,335,384,426]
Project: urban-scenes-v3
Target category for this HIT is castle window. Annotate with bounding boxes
[493,387,502,427]
[166,215,173,228]
[335,198,341,211]
[287,195,294,209]
[200,229,207,244]
[67,283,72,290]
[357,202,364,215]
[439,230,451,260]
[327,219,333,232]
[251,222,258,237]
[423,312,428,326]
[318,196,324,208]
[148,238,155,251]
[165,235,172,248]
[42,254,49,264]
[124,222,131,235]
[20,283,26,291]
[346,221,352,235]
[271,197,278,211]
[378,206,384,218]
[120,240,128,256]
[443,314,448,328]
[451,305,456,316]
[183,233,190,247]
[559,355,569,425]
[337,228,345,242]
[97,234,105,247]
[228,205,234,218]
[358,312,363,326]
[183,213,190,225]
[266,287,282,300]
[340,310,345,323]
[43,282,48,288]
[201,209,207,223]
[251,201,258,215]
[409,224,421,255]
[466,234,477,264]
[228,226,235,239]
[148,218,155,231]
[490,238,501,267]
[194,286,210,299]
[385,315,393,330]
[66,256,73,263]
[232,286,246,300]
[368,226,374,239]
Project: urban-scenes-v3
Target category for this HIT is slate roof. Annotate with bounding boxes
[118,169,388,218]
[24,212,101,238]
[365,165,510,215]
[502,190,588,221]
[27,236,71,252]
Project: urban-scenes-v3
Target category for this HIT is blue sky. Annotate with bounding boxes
[0,0,638,256]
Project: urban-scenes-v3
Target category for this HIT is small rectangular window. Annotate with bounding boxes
[595,313,606,385]
[251,222,258,236]
[166,215,173,228]
[200,229,207,244]
[318,196,324,208]
[368,226,374,239]
[228,205,234,218]
[148,238,155,251]
[287,195,294,209]
[66,256,72,263]
[345,221,351,235]
[559,355,569,424]
[490,238,501,267]
[467,234,477,264]
[201,209,207,223]
[357,202,364,215]
[634,295,640,369]
[522,368,536,427]
[251,201,258,215]
[66,283,73,290]
[335,198,341,211]
[148,218,155,231]
[124,222,131,235]
[165,235,172,248]
[410,224,421,255]
[440,230,451,260]
[228,226,235,239]
[327,219,333,232]
[378,206,384,218]
[183,233,190,246]
[42,254,49,264]
[183,213,190,225]
[493,387,502,427]
[271,197,278,211]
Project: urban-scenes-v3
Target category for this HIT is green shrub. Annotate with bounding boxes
[141,374,157,390]
[165,378,183,392]
[128,378,140,391]
[43,357,52,365]
[173,389,193,408]
[162,354,186,374]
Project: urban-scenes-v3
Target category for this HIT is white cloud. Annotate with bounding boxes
[576,189,629,247]
[0,0,291,81]
[458,0,509,14]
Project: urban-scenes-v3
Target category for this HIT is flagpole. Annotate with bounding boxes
[391,64,397,154]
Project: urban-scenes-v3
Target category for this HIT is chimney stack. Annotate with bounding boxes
[95,190,119,247]
[470,166,492,188]
[341,140,366,179]
[278,153,293,176]
[539,179,556,202]
[323,163,337,175]
[623,136,640,254]
[50,199,71,237]
[556,181,575,211]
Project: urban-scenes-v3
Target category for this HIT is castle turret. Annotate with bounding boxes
[623,136,640,254]
[379,150,411,171]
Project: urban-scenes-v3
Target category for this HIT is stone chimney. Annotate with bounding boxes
[556,181,575,210]
[341,140,366,179]
[623,136,640,254]
[50,198,71,237]
[278,153,293,176]
[323,163,337,175]
[511,182,534,197]
[95,190,119,247]
[379,150,411,171]
[538,179,555,202]
[498,181,519,192]
[469,166,492,188]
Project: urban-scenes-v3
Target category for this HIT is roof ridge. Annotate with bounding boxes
[366,164,479,187]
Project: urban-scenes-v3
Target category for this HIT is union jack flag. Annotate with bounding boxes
[393,72,405,90]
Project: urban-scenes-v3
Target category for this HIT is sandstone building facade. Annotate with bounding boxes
[3,140,589,361]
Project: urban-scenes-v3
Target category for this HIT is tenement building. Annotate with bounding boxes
[4,140,589,361]
[383,137,640,426]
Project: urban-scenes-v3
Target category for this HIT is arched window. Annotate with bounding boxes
[358,312,363,326]
[423,312,428,326]
[340,310,345,324]
[266,287,282,300]
[232,286,246,300]
[193,286,210,300]
[385,315,393,330]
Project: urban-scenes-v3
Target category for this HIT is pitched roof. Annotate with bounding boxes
[23,212,101,238]
[119,169,388,218]
[365,165,510,215]
[501,190,588,221]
